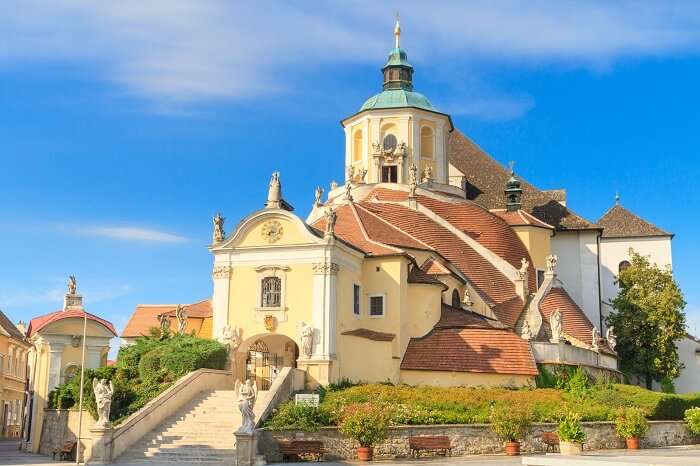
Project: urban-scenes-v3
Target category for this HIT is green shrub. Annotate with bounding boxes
[557,411,586,444]
[338,403,389,448]
[265,401,331,431]
[685,407,700,435]
[615,407,649,439]
[490,405,532,442]
[535,365,558,389]
[567,368,591,398]
[138,346,167,383]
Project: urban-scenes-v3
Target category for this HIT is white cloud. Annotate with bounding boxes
[0,1,698,111]
[0,283,133,309]
[79,226,189,243]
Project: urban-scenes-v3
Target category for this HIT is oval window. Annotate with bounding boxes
[383,134,397,152]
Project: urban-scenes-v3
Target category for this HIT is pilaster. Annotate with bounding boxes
[311,260,338,359]
[435,120,446,183]
[212,263,232,341]
[47,343,65,392]
[86,346,103,369]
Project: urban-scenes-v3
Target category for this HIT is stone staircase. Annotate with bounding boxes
[118,389,266,464]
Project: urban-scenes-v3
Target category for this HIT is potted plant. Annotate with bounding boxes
[615,407,649,449]
[684,407,700,437]
[557,411,586,455]
[338,402,389,461]
[490,405,532,456]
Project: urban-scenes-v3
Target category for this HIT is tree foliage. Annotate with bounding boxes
[606,250,686,388]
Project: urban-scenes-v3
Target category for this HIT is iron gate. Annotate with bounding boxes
[245,340,281,390]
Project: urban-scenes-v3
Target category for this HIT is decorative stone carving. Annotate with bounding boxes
[176,304,187,335]
[92,378,114,428]
[67,275,77,295]
[462,288,474,307]
[312,262,339,275]
[546,254,558,275]
[346,165,354,181]
[314,186,323,206]
[264,315,276,332]
[422,165,433,183]
[212,212,225,243]
[324,208,337,238]
[606,326,617,351]
[592,327,600,352]
[330,180,338,191]
[71,335,81,348]
[235,379,258,434]
[408,163,418,197]
[212,265,231,279]
[222,324,242,351]
[298,322,314,358]
[550,308,563,343]
[159,313,170,333]
[518,258,530,280]
[265,171,282,209]
[521,318,533,340]
[358,168,367,183]
[395,142,407,158]
[345,180,353,201]
[261,220,283,243]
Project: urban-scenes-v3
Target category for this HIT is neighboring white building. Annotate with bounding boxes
[675,335,700,393]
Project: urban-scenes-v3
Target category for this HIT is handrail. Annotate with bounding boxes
[110,368,231,444]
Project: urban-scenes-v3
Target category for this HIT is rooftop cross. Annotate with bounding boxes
[615,191,621,206]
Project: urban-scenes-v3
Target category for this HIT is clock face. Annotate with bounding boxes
[261,220,283,243]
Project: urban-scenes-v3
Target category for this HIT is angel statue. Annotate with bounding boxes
[592,327,600,351]
[92,378,114,428]
[550,308,563,343]
[212,212,225,243]
[518,258,530,280]
[606,326,617,351]
[235,379,258,434]
[314,186,324,206]
[324,208,337,238]
[176,304,187,335]
[298,322,314,358]
[67,275,77,295]
[222,325,242,374]
[521,318,534,340]
[546,254,558,274]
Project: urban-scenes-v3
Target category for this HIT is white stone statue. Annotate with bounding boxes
[314,186,323,206]
[462,288,473,307]
[212,212,225,243]
[546,254,558,274]
[395,142,407,158]
[67,275,77,295]
[324,208,337,238]
[159,313,170,333]
[521,318,533,340]
[592,327,600,351]
[92,378,114,428]
[371,142,382,155]
[550,308,563,343]
[409,163,418,185]
[345,180,353,201]
[176,304,187,335]
[518,258,529,280]
[358,168,368,183]
[266,171,282,208]
[235,379,258,434]
[222,324,242,376]
[606,326,617,351]
[298,322,314,358]
[422,166,433,183]
[330,180,338,191]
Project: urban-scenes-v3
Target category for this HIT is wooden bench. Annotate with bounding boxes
[278,440,324,462]
[409,435,453,458]
[52,441,77,461]
[541,431,560,453]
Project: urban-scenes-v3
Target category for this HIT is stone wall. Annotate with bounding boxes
[258,421,696,461]
[39,409,95,460]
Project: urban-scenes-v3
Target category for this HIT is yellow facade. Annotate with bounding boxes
[0,326,30,439]
[513,226,553,271]
[401,370,534,388]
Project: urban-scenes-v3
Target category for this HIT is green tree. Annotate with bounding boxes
[606,250,686,389]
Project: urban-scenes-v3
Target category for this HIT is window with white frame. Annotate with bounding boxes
[261,276,282,308]
[368,294,385,318]
[353,284,361,316]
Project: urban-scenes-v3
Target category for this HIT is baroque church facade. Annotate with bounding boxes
[206,21,629,389]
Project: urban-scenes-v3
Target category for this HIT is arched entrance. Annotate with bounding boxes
[238,334,299,390]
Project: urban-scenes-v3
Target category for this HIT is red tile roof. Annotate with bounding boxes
[491,209,555,230]
[597,204,672,238]
[341,328,396,342]
[27,310,117,337]
[401,327,538,375]
[435,304,507,329]
[121,299,211,338]
[420,257,451,275]
[407,265,447,288]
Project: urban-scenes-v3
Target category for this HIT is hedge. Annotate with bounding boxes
[47,334,227,424]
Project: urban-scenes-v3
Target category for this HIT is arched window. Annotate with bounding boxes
[261,276,282,307]
[618,260,631,275]
[421,126,434,158]
[383,133,397,152]
[451,289,461,308]
[352,129,363,162]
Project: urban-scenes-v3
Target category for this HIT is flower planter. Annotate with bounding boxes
[505,441,521,456]
[559,441,582,456]
[357,447,374,461]
[626,437,640,450]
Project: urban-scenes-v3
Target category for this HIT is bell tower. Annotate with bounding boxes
[341,17,453,187]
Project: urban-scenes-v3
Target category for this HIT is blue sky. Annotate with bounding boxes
[1,1,700,352]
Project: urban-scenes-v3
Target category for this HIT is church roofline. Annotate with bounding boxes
[340,105,454,131]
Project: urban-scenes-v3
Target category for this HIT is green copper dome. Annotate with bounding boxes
[383,47,413,69]
[360,89,436,112]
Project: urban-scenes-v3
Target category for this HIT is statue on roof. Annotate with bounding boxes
[422,165,433,183]
[212,213,225,243]
[176,305,187,335]
[518,258,529,280]
[159,313,170,333]
[314,186,324,206]
[606,326,617,351]
[324,208,337,238]
[521,318,534,340]
[462,288,473,307]
[330,180,338,191]
[67,275,77,295]
[265,171,282,209]
[546,254,558,274]
[591,327,600,352]
[345,180,353,202]
[550,308,563,343]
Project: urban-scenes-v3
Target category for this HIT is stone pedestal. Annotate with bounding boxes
[90,425,114,464]
[235,432,265,466]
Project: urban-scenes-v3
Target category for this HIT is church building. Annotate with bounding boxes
[208,20,618,389]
